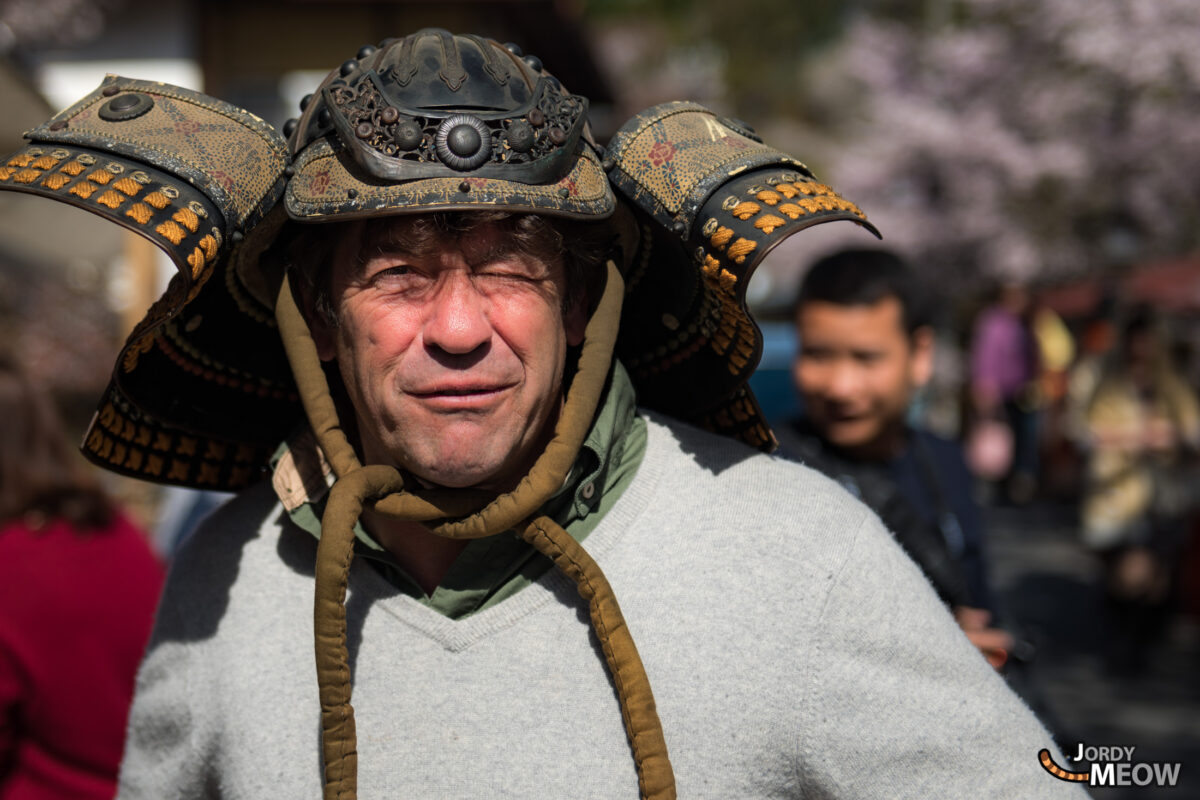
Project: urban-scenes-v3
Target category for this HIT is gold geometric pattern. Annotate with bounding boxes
[172,207,200,233]
[126,203,154,225]
[144,191,172,209]
[112,177,144,195]
[84,388,270,489]
[0,142,226,310]
[155,220,187,245]
[96,190,125,209]
[41,173,71,190]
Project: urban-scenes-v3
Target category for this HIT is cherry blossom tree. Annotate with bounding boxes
[824,0,1200,286]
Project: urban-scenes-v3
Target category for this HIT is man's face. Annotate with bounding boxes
[793,296,932,457]
[312,218,586,490]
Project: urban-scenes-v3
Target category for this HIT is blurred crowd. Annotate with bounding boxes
[772,246,1200,745]
[962,281,1200,679]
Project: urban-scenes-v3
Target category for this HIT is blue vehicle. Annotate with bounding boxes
[748,320,802,427]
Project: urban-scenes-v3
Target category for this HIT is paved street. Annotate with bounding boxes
[985,502,1200,798]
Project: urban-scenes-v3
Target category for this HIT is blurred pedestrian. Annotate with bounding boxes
[968,282,1041,503]
[778,248,1012,668]
[1065,316,1116,449]
[1080,308,1200,675]
[0,357,163,800]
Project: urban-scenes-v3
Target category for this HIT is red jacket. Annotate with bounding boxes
[0,514,164,800]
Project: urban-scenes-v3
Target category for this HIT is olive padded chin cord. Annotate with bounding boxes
[274,261,676,800]
[520,514,676,800]
[274,273,362,480]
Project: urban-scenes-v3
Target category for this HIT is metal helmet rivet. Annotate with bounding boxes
[436,116,492,169]
[299,93,313,111]
[339,60,359,77]
[505,121,535,153]
[447,124,481,156]
[109,94,140,111]
[393,120,422,150]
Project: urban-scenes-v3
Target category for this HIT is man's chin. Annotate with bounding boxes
[825,424,877,452]
[407,462,502,491]
[402,444,523,492]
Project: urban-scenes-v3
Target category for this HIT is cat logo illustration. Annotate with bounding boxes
[1039,745,1182,788]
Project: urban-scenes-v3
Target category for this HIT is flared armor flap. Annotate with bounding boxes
[606,102,879,451]
[0,75,288,284]
[0,76,295,490]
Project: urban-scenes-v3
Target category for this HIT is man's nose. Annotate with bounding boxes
[824,362,862,400]
[423,272,491,355]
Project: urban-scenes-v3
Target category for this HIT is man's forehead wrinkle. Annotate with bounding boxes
[356,223,436,263]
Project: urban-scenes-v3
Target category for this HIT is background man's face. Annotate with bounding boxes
[793,296,932,455]
[313,219,586,490]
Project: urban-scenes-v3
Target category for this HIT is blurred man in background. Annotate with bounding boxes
[777,248,1012,668]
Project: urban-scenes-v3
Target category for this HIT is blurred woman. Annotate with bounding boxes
[0,358,163,800]
[1081,309,1200,675]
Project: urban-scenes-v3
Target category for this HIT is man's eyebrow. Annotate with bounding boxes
[353,237,418,268]
[464,242,525,266]
[467,245,556,275]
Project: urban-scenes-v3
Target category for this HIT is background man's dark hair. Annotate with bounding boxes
[793,248,933,335]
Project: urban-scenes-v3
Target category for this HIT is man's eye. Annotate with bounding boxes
[369,265,416,284]
[477,269,539,285]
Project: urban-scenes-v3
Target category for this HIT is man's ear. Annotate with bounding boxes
[909,325,935,388]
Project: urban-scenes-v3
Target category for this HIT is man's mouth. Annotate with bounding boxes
[409,383,514,408]
[422,388,495,396]
[413,384,509,397]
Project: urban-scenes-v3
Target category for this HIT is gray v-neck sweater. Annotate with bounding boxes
[118,414,1084,798]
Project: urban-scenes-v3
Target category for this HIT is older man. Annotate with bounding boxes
[0,29,1083,800]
